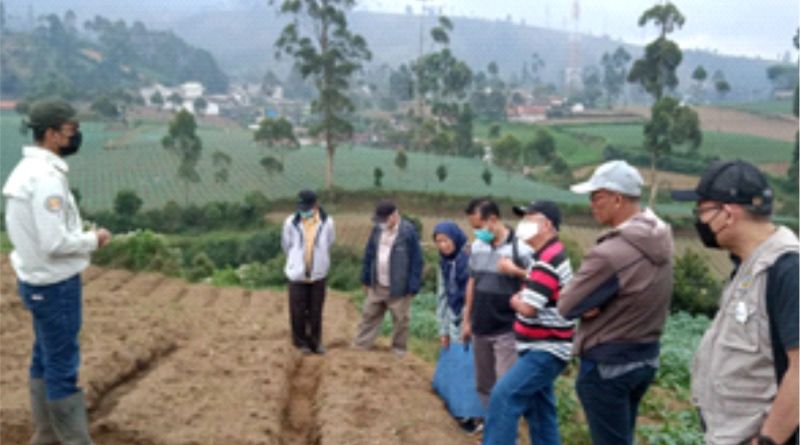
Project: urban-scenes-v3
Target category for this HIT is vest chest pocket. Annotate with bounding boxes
[718,299,760,353]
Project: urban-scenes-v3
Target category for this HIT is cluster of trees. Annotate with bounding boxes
[91,189,273,235]
[254,116,299,177]
[1,10,228,101]
[491,129,571,182]
[690,65,731,102]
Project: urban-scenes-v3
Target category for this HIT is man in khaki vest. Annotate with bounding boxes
[673,160,798,445]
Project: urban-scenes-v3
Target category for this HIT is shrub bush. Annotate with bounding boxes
[91,230,181,274]
[211,267,241,287]
[186,252,215,282]
[238,230,283,264]
[327,245,363,291]
[237,255,286,289]
[602,144,719,176]
[199,237,242,268]
[672,249,722,317]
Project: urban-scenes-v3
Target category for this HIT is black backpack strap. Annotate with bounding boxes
[511,235,524,269]
[765,252,799,383]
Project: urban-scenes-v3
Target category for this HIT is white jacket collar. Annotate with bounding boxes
[23,146,69,173]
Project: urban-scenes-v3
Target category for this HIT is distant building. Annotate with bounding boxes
[139,82,220,116]
[180,82,205,100]
[139,83,173,107]
[507,105,548,123]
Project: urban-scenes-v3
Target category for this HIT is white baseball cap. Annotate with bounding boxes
[570,160,644,197]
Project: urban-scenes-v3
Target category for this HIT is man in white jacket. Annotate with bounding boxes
[282,190,335,354]
[4,100,112,445]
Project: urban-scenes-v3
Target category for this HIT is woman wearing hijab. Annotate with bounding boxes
[431,221,485,433]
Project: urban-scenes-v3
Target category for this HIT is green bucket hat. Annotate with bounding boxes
[27,100,77,130]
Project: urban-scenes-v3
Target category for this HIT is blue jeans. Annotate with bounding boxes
[18,275,83,401]
[483,349,567,445]
[575,360,656,445]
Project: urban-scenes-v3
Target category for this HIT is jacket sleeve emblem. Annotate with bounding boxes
[44,195,64,213]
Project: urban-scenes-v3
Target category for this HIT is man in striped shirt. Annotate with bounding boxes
[482,200,574,445]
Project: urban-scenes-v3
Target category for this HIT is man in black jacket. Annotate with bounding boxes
[354,200,423,356]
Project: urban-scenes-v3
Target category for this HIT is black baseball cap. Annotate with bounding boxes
[373,200,397,222]
[28,100,77,130]
[671,160,773,215]
[512,200,561,230]
[296,190,317,211]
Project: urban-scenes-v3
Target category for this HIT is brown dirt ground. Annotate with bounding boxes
[0,258,474,445]
[624,106,798,142]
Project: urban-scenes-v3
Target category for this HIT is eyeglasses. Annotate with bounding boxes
[692,205,722,218]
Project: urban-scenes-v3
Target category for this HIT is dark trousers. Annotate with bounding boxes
[18,275,83,401]
[575,360,656,445]
[288,279,326,351]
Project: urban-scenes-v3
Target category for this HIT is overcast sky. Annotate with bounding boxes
[4,0,798,61]
[357,0,799,60]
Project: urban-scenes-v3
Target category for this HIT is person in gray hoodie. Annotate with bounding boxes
[558,160,674,445]
[282,190,335,354]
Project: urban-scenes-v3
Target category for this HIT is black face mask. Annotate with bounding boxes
[694,208,726,249]
[694,219,721,249]
[60,131,82,157]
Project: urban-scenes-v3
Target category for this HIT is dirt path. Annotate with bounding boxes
[282,355,323,445]
[0,260,475,445]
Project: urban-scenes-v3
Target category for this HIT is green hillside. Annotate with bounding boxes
[0,13,228,100]
[0,112,586,212]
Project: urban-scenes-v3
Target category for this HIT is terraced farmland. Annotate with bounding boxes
[0,258,475,445]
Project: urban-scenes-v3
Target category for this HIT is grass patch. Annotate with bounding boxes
[0,231,11,254]
[559,122,794,164]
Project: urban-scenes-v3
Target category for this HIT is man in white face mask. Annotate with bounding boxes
[485,200,575,445]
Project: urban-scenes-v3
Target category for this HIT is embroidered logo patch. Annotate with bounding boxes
[45,195,63,212]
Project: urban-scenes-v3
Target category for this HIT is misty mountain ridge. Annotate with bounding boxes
[2,1,782,100]
[161,6,782,101]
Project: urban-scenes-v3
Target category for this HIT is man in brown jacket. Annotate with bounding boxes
[558,160,674,445]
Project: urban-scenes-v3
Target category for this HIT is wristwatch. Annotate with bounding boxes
[756,434,779,445]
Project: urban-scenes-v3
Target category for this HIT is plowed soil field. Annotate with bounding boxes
[0,257,474,445]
